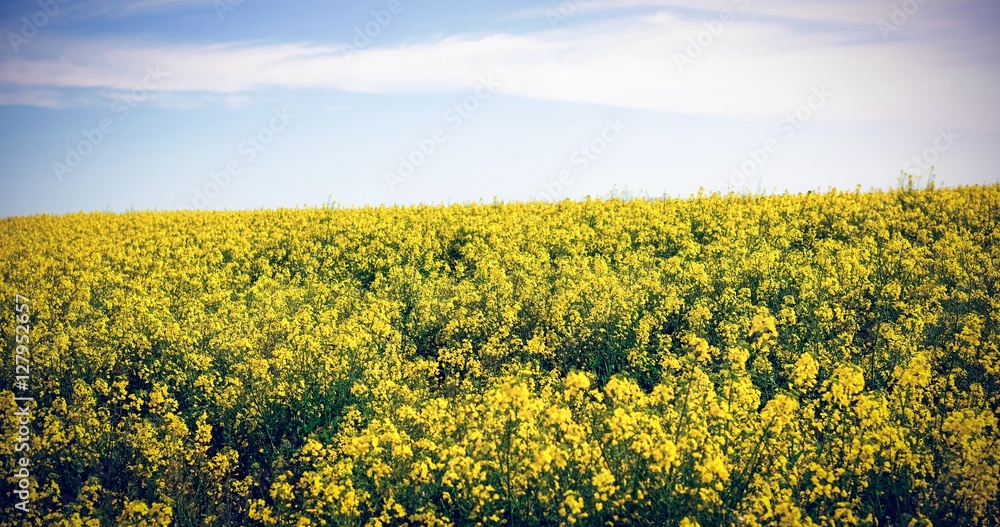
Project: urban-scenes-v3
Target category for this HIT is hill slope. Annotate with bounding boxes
[2,185,998,526]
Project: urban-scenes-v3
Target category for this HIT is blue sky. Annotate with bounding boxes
[0,0,998,216]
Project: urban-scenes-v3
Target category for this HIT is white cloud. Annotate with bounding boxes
[510,0,920,27]
[0,88,67,108]
[1,6,997,130]
[59,0,211,19]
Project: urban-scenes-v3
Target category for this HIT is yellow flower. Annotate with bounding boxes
[790,352,819,391]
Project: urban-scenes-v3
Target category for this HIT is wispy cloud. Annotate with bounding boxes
[1,6,997,130]
[62,0,210,18]
[507,0,891,26]
[0,87,68,108]
[125,0,206,12]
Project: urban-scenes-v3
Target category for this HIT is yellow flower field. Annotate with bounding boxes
[2,183,998,526]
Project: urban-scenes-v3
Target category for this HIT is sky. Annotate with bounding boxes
[0,0,998,216]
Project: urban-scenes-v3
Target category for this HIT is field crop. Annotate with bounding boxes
[1,183,998,526]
